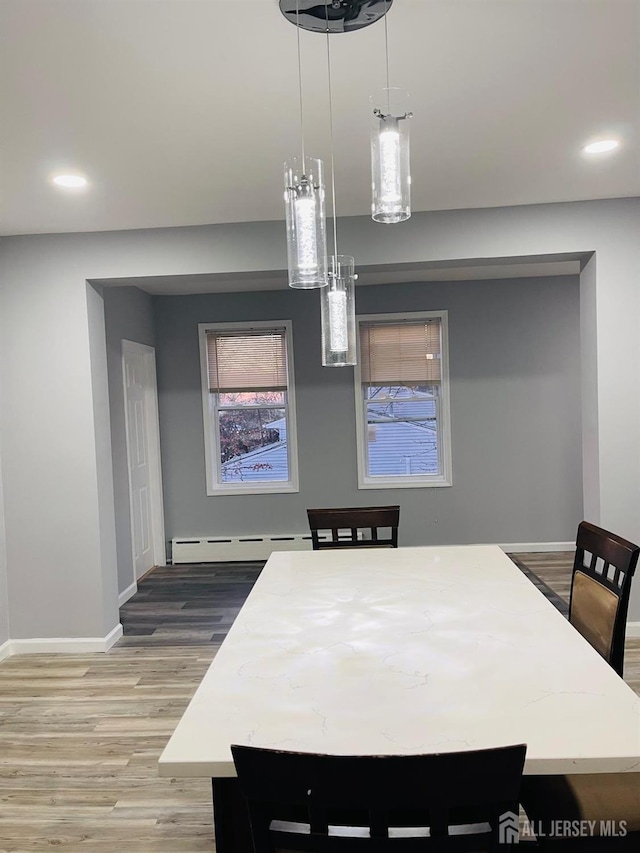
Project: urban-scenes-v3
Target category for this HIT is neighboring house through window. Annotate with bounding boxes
[199,321,299,495]
[354,311,452,489]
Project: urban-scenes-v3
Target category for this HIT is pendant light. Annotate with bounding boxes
[371,2,412,223]
[321,254,357,367]
[319,2,356,366]
[284,2,328,289]
[279,1,400,363]
[284,156,327,288]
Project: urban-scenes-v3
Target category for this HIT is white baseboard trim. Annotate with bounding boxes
[8,623,123,655]
[626,622,640,639]
[500,541,574,553]
[0,639,13,662]
[118,581,137,607]
[104,623,124,649]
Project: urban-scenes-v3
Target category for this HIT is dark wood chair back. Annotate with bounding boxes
[569,520,639,676]
[306,506,400,550]
[232,743,526,852]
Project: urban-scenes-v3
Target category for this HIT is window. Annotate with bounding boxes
[354,312,452,489]
[199,321,299,495]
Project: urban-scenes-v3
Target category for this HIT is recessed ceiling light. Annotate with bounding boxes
[52,174,88,188]
[583,139,619,155]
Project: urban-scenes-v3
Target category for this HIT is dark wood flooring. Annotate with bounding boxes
[119,563,263,647]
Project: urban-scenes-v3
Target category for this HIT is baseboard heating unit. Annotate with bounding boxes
[171,532,362,563]
[171,534,313,563]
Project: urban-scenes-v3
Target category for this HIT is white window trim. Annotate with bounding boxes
[353,310,453,490]
[198,320,300,496]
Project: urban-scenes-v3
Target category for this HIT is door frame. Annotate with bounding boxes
[121,339,166,587]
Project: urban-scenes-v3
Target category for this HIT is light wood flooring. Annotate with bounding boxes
[0,565,261,853]
[0,555,638,852]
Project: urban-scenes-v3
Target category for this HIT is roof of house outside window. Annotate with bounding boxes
[220,418,438,482]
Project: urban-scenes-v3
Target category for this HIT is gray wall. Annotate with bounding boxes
[579,254,600,524]
[0,379,8,648]
[154,275,582,548]
[0,235,121,641]
[103,286,156,594]
[1,197,639,640]
[86,284,120,635]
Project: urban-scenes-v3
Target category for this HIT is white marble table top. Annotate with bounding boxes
[158,545,640,778]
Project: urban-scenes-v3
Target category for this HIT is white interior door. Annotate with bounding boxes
[122,340,165,581]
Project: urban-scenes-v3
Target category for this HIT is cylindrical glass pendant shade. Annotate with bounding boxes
[371,88,412,224]
[284,157,328,288]
[321,255,357,367]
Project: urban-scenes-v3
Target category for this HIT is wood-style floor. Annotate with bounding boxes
[0,565,261,853]
[0,555,638,852]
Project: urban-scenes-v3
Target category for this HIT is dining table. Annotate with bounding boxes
[158,544,640,851]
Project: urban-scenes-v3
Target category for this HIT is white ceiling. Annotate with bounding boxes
[1,0,638,238]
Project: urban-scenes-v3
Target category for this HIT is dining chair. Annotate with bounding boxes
[232,742,527,851]
[518,521,640,851]
[567,520,639,677]
[306,505,400,550]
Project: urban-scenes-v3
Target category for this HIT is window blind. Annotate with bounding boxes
[206,329,288,393]
[359,319,441,385]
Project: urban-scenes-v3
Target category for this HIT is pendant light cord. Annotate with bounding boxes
[384,0,391,109]
[325,6,339,264]
[295,0,306,170]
